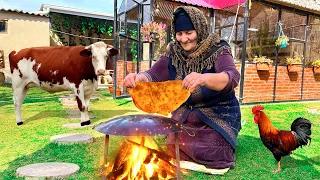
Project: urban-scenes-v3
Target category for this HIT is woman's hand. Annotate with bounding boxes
[182,72,206,90]
[123,73,148,87]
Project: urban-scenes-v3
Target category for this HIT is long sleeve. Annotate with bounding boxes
[139,56,170,82]
[214,50,240,93]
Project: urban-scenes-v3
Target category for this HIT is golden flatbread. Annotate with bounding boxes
[128,80,191,116]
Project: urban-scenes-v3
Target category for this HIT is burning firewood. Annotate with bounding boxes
[103,137,177,180]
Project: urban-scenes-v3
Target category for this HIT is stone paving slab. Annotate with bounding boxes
[66,110,95,119]
[90,96,99,100]
[59,97,78,109]
[16,162,79,179]
[308,109,320,114]
[50,133,93,145]
[62,123,94,129]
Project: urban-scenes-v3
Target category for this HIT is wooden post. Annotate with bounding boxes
[102,135,110,180]
[175,132,181,180]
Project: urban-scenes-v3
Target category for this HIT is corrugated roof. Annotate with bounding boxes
[119,0,148,14]
[266,0,320,14]
[0,8,48,17]
[174,0,247,9]
[119,0,245,14]
[173,0,215,8]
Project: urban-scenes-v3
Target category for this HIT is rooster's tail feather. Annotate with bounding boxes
[291,117,312,147]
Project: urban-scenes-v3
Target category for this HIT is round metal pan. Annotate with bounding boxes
[93,114,183,136]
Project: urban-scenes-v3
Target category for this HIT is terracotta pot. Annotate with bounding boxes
[108,86,121,96]
[256,62,270,71]
[287,64,302,72]
[313,66,320,74]
[116,89,121,96]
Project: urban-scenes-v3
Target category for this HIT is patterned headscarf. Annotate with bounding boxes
[167,6,227,75]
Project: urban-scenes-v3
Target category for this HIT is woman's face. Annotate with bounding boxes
[176,30,197,52]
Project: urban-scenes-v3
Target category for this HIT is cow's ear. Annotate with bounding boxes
[80,46,92,57]
[108,48,118,57]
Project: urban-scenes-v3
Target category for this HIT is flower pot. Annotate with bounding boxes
[313,67,320,74]
[256,62,270,71]
[287,64,302,73]
[279,40,288,48]
[276,36,289,49]
[108,86,121,96]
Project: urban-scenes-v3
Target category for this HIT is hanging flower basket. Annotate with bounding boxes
[313,67,320,74]
[275,22,289,49]
[256,62,271,71]
[275,36,289,48]
[286,54,302,73]
[312,60,320,74]
[287,63,302,73]
[253,56,273,71]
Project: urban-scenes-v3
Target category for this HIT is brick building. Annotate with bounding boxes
[115,0,320,104]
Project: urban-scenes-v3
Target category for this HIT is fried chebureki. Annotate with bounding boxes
[128,80,191,116]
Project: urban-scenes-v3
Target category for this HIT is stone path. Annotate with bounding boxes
[16,162,79,179]
[16,93,100,178]
[50,133,93,145]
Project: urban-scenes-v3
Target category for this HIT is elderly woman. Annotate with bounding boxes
[124,6,241,169]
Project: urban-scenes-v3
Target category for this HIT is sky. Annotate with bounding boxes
[0,0,123,14]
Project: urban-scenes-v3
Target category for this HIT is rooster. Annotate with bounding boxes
[252,105,312,172]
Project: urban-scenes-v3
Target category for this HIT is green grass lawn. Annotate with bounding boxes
[0,85,319,180]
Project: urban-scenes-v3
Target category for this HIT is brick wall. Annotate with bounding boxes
[115,61,153,91]
[115,61,320,103]
[235,63,320,103]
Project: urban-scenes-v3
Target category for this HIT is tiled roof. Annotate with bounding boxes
[267,0,320,14]
[0,8,48,17]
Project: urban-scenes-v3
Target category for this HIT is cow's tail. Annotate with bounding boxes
[9,51,17,73]
[9,51,16,61]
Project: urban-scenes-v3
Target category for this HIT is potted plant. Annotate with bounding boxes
[275,36,289,48]
[108,86,121,96]
[286,52,303,72]
[253,56,273,71]
[140,21,166,45]
[311,60,320,74]
[140,21,167,61]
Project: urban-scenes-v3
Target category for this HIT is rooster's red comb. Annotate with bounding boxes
[252,105,264,114]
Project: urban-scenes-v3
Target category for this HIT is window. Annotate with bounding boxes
[278,10,307,65]
[214,9,245,61]
[305,15,320,65]
[244,2,279,63]
[0,20,7,33]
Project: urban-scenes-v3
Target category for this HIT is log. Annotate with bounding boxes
[106,139,177,179]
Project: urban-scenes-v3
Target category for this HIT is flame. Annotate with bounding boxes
[102,136,176,180]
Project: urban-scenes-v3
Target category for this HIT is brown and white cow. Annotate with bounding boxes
[9,42,118,126]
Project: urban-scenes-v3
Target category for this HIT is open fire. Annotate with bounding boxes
[102,136,177,180]
[94,114,184,180]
